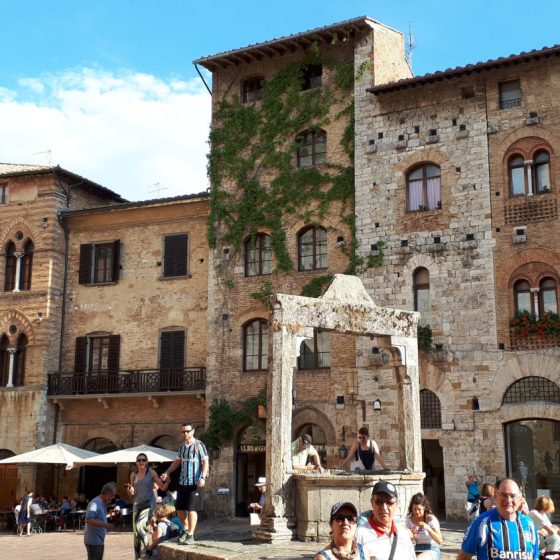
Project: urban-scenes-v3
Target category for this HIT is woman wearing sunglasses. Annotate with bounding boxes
[341,427,387,471]
[126,454,169,559]
[315,502,367,560]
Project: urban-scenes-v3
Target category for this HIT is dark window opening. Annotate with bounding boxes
[296,130,327,168]
[301,64,322,90]
[502,376,560,405]
[420,389,442,429]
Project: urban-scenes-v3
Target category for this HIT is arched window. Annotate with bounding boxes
[298,226,327,271]
[539,277,558,315]
[245,233,272,277]
[298,329,330,370]
[20,240,33,291]
[0,335,9,386]
[413,268,431,326]
[296,130,326,167]
[4,242,16,292]
[242,77,264,103]
[420,389,442,429]
[502,376,560,405]
[243,319,268,371]
[13,333,27,387]
[406,164,441,212]
[533,151,551,193]
[514,279,532,314]
[509,155,526,196]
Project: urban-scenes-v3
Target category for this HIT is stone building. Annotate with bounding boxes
[51,193,209,500]
[355,45,560,518]
[0,164,124,508]
[194,17,414,517]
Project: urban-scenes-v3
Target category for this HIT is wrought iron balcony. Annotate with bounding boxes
[47,367,206,396]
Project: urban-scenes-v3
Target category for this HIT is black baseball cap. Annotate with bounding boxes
[371,481,398,499]
[330,501,358,522]
[301,434,312,446]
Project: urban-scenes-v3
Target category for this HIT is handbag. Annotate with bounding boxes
[249,512,261,525]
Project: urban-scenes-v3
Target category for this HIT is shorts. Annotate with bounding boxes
[176,484,203,512]
[415,544,440,560]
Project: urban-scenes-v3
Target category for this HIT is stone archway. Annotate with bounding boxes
[257,274,419,541]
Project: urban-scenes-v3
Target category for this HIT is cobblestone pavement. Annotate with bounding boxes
[0,519,467,560]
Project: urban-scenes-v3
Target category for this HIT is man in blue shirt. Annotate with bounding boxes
[457,478,539,560]
[83,482,117,560]
[162,422,208,545]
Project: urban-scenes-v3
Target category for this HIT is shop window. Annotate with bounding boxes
[296,130,326,168]
[499,80,522,109]
[413,268,431,326]
[420,389,442,429]
[298,226,327,271]
[79,241,120,284]
[243,319,268,371]
[245,233,272,277]
[502,376,560,405]
[242,77,264,103]
[298,329,330,370]
[406,164,441,212]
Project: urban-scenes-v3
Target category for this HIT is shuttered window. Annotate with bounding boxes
[79,240,120,284]
[74,334,120,373]
[160,331,185,370]
[163,234,188,278]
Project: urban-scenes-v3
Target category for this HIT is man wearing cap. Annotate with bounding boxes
[355,480,415,560]
[249,477,266,513]
[457,478,539,560]
[292,434,324,472]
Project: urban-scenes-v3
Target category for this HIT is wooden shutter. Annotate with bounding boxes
[74,337,87,372]
[107,335,120,373]
[112,240,121,282]
[78,244,92,284]
[160,331,185,369]
[163,234,188,277]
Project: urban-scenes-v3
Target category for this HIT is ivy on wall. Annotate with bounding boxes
[207,47,363,296]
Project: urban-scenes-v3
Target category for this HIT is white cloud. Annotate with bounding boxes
[0,68,211,201]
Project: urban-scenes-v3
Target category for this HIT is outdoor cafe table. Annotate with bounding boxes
[69,510,86,530]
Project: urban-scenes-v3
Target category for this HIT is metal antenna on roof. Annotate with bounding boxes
[32,149,52,165]
[147,182,168,198]
[407,23,415,71]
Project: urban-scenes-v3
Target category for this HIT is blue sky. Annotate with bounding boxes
[1,0,558,200]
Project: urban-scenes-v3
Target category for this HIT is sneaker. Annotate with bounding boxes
[178,532,194,545]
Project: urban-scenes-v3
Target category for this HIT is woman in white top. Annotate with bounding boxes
[528,495,560,552]
[406,493,443,560]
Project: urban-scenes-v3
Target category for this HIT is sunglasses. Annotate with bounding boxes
[333,514,357,524]
[373,498,397,507]
[136,458,147,462]
[182,429,194,433]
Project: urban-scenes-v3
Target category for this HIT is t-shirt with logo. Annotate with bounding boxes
[461,508,539,560]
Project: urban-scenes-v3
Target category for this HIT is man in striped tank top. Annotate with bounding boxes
[457,478,539,560]
[161,422,209,545]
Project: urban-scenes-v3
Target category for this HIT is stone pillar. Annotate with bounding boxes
[525,160,534,196]
[253,306,311,542]
[391,336,422,472]
[531,288,540,319]
[13,252,23,292]
[6,347,17,387]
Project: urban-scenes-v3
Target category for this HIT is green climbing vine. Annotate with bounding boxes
[207,46,360,288]
[200,390,267,451]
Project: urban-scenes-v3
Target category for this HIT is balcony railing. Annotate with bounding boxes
[47,367,206,396]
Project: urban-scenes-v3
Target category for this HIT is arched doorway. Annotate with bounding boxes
[0,449,17,510]
[79,438,118,500]
[235,423,266,517]
[504,418,560,514]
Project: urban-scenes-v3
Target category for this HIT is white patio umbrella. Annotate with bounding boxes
[0,442,100,469]
[74,444,176,465]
